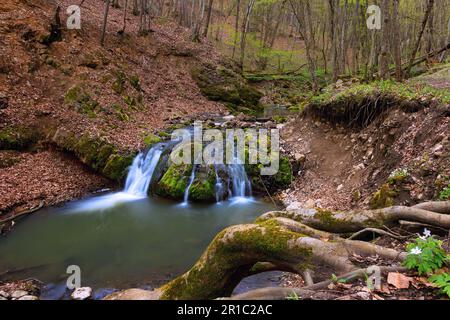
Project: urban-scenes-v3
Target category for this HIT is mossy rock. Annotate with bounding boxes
[188,166,217,202]
[0,127,36,150]
[370,183,397,209]
[64,85,99,118]
[191,62,262,114]
[52,129,133,181]
[143,133,161,147]
[102,153,135,181]
[156,163,192,199]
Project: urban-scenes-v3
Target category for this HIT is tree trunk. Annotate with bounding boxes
[392,0,402,80]
[406,0,435,76]
[202,0,214,37]
[379,0,390,79]
[101,0,112,46]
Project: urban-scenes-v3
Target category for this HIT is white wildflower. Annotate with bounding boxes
[410,247,422,255]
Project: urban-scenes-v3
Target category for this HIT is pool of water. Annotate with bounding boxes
[0,193,275,296]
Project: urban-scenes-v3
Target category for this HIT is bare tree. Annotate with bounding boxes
[101,0,112,46]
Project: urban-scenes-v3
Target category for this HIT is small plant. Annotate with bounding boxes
[404,229,448,275]
[428,273,450,298]
[286,291,300,300]
[388,168,409,184]
[439,184,450,200]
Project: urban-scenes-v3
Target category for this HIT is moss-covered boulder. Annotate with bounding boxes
[52,128,135,181]
[0,127,37,150]
[156,163,192,199]
[191,61,263,114]
[188,166,217,202]
[64,84,100,118]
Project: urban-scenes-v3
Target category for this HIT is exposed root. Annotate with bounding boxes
[412,201,450,214]
[113,201,449,300]
[347,228,411,240]
[228,265,407,300]
[260,202,450,233]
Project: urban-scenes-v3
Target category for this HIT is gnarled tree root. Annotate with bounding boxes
[109,202,449,300]
[259,202,450,233]
[154,217,406,300]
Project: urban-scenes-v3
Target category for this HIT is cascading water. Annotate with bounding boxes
[68,144,165,212]
[124,146,164,196]
[183,165,197,204]
[228,158,252,199]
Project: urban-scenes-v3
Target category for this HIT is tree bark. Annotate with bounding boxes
[101,0,112,46]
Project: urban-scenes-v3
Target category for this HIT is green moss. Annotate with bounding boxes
[113,104,130,121]
[188,167,216,202]
[64,85,99,118]
[156,164,192,199]
[370,183,397,209]
[112,70,127,94]
[102,153,135,180]
[129,75,141,91]
[143,133,161,147]
[160,221,311,299]
[191,63,262,114]
[271,156,293,187]
[0,127,36,150]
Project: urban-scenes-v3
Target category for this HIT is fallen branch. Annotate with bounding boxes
[0,201,44,225]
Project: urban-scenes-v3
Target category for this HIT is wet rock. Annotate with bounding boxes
[104,288,158,300]
[71,287,92,300]
[0,296,7,300]
[18,295,39,300]
[0,290,9,298]
[11,290,28,299]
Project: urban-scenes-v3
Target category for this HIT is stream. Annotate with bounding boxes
[0,141,276,299]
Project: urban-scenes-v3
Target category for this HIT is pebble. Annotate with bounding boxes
[71,287,92,300]
[336,184,344,191]
[11,290,28,299]
[18,295,39,300]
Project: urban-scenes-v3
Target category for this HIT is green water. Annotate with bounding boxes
[0,193,275,295]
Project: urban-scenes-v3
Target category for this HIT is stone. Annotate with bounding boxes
[11,290,28,299]
[0,296,7,300]
[286,201,302,211]
[104,288,159,300]
[304,199,316,208]
[71,287,92,300]
[336,184,344,191]
[222,115,235,121]
[0,290,9,298]
[18,295,39,300]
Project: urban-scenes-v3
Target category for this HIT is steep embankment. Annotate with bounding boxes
[0,0,261,215]
[279,77,450,211]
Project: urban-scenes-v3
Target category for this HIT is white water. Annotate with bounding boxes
[183,165,197,204]
[228,157,252,199]
[68,145,164,212]
[124,146,164,196]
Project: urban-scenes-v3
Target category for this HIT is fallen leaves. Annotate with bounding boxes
[387,272,413,289]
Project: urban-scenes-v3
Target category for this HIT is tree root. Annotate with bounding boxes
[228,265,407,300]
[154,216,406,300]
[260,202,450,233]
[113,201,449,300]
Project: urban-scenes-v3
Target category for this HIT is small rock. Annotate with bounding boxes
[286,202,301,211]
[0,296,7,301]
[71,287,92,300]
[304,199,316,208]
[355,291,371,300]
[353,163,365,171]
[336,184,344,191]
[0,290,9,298]
[222,115,235,121]
[18,295,39,300]
[11,290,28,299]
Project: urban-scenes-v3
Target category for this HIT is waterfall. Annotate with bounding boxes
[182,165,197,204]
[228,157,252,199]
[124,145,164,196]
[214,165,225,203]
